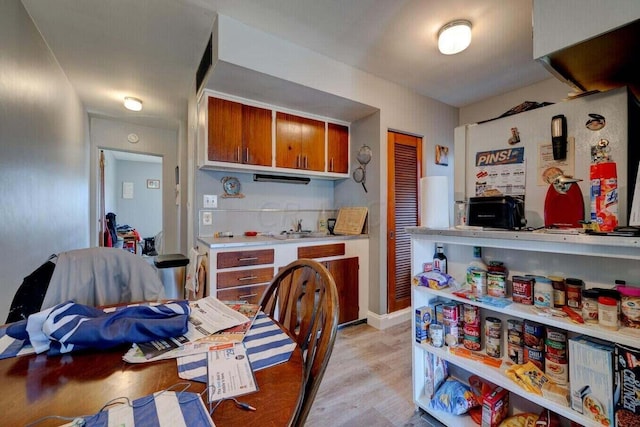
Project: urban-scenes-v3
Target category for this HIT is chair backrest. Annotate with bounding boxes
[259,259,339,427]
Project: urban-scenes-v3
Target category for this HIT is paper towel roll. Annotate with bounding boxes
[420,176,450,228]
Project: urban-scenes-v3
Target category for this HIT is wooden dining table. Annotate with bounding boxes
[0,342,303,426]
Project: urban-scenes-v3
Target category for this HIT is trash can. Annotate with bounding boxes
[154,254,189,299]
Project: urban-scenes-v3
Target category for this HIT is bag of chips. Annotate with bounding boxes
[429,378,479,415]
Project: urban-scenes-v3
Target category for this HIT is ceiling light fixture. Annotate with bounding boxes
[438,20,472,55]
[123,96,143,111]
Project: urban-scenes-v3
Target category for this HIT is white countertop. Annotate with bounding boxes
[198,233,368,249]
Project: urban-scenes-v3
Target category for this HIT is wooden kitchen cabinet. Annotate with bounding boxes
[327,123,349,174]
[207,96,271,166]
[208,247,275,304]
[275,112,325,172]
[324,257,359,324]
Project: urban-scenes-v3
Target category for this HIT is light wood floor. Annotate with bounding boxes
[305,320,430,427]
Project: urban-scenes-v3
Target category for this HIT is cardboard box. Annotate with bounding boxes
[615,343,640,427]
[423,352,448,400]
[569,336,615,427]
[481,386,509,427]
[415,305,431,344]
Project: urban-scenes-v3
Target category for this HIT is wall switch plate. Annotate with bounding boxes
[202,211,213,225]
[203,194,217,208]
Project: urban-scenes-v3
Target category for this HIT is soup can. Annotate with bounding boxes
[507,319,524,345]
[508,342,524,364]
[512,275,534,305]
[485,317,502,358]
[487,272,507,298]
[545,354,568,385]
[463,304,480,326]
[463,323,481,351]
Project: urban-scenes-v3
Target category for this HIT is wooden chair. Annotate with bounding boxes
[259,259,339,427]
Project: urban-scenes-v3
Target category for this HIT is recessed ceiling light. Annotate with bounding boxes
[123,96,143,111]
[438,20,472,55]
[127,133,140,144]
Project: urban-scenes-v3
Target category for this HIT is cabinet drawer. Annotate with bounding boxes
[217,267,274,288]
[298,243,345,259]
[217,249,274,268]
[216,284,268,305]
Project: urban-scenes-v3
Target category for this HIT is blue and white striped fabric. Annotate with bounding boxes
[3,301,190,356]
[78,391,214,427]
[0,325,33,360]
[177,313,296,383]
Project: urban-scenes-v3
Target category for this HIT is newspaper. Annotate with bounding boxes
[123,296,250,363]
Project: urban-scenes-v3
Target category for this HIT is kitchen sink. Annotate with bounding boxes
[281,231,329,239]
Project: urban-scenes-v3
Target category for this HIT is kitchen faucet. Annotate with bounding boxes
[295,219,302,232]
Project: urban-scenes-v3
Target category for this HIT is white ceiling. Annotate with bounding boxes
[22,0,552,128]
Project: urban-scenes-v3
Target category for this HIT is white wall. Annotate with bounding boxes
[113,160,163,239]
[0,0,88,322]
[201,15,459,315]
[459,78,571,125]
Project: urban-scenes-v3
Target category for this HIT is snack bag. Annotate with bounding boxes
[429,378,479,415]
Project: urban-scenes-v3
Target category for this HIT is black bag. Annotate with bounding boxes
[6,256,56,323]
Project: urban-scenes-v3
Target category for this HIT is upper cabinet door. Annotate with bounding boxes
[327,123,349,174]
[242,104,272,166]
[208,97,242,163]
[275,112,325,171]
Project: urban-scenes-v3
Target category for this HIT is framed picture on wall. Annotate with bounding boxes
[147,179,160,189]
[435,145,449,166]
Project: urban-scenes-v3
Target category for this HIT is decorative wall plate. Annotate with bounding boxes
[221,176,244,198]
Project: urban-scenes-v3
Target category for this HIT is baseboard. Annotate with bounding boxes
[366,307,411,330]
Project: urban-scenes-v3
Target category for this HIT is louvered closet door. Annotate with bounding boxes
[387,131,422,313]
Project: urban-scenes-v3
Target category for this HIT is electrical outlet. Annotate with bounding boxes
[203,194,217,208]
[202,211,213,225]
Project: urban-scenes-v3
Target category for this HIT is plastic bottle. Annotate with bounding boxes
[318,210,328,234]
[433,244,447,274]
[466,246,487,291]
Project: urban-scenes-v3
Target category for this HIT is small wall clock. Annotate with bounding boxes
[221,176,244,198]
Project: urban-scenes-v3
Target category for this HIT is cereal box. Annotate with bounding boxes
[615,343,640,427]
[569,336,615,427]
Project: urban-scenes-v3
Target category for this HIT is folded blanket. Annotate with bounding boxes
[6,301,190,355]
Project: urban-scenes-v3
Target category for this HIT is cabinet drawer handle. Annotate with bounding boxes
[238,257,258,261]
[238,293,258,299]
[245,147,249,163]
[238,276,258,281]
[296,154,301,169]
[236,146,241,162]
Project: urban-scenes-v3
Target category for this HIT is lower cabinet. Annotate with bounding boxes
[323,257,359,324]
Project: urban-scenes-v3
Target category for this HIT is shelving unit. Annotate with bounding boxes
[409,227,640,427]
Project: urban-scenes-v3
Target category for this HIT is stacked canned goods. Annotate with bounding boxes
[487,261,508,298]
[545,327,568,385]
[463,304,481,351]
[523,320,545,370]
[485,317,502,358]
[442,302,459,346]
[507,319,524,364]
[512,276,535,305]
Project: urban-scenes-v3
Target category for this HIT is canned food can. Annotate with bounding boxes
[523,320,544,350]
[524,345,544,371]
[545,327,567,344]
[508,342,524,364]
[485,317,502,358]
[463,324,481,351]
[442,303,459,323]
[473,270,487,297]
[507,319,524,345]
[463,304,480,325]
[545,356,568,385]
[512,276,534,305]
[487,272,507,298]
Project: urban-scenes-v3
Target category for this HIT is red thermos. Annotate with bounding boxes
[589,162,618,232]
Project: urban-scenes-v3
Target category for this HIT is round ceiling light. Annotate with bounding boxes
[438,20,472,55]
[123,96,143,111]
